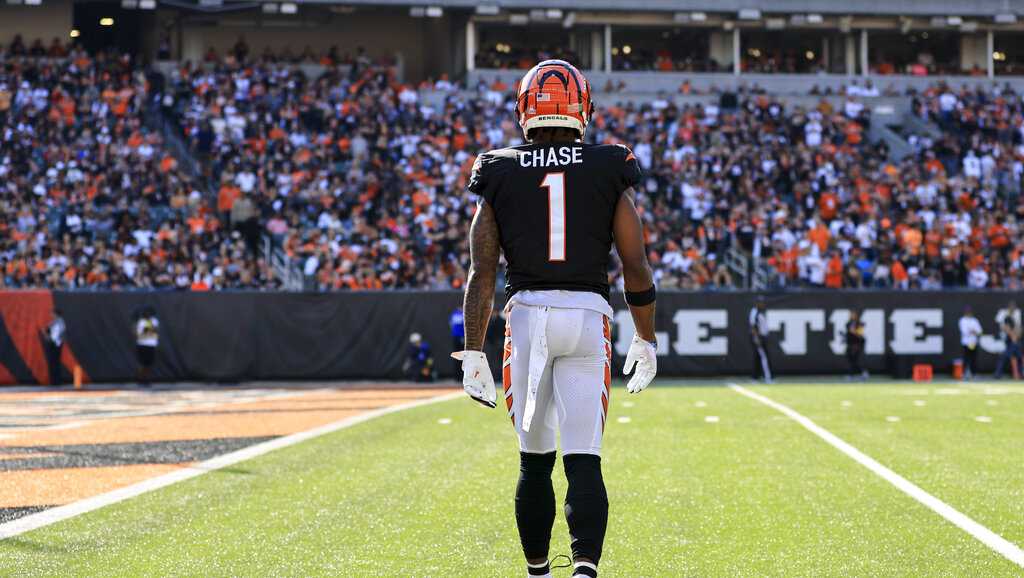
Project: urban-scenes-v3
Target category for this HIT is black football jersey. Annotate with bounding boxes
[468,142,642,301]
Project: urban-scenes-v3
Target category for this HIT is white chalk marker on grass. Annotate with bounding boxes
[975,416,993,423]
[694,401,707,408]
[913,400,927,407]
[840,400,852,408]
[616,416,631,424]
[621,401,635,408]
[986,399,999,406]
[886,416,901,423]
[729,383,1024,570]
[437,418,452,425]
[704,415,720,423]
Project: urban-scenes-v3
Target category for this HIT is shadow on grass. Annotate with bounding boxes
[209,466,255,475]
[0,536,77,554]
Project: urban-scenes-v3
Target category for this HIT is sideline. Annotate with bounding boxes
[0,391,462,540]
[729,383,1024,569]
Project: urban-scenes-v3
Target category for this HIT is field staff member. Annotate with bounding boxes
[40,309,66,385]
[958,306,982,380]
[994,301,1022,379]
[749,298,773,383]
[135,306,160,387]
[453,60,657,578]
[845,310,868,380]
[403,333,435,382]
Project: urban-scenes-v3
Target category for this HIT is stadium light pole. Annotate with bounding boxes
[604,24,611,72]
[860,28,868,76]
[466,19,476,72]
[845,33,856,76]
[822,36,829,72]
[732,27,740,76]
[986,29,994,78]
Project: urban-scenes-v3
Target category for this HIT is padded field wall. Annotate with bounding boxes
[0,290,1020,384]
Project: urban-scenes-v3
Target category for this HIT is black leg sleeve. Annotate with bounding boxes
[47,343,62,386]
[964,346,978,375]
[516,451,557,561]
[751,338,761,379]
[847,346,862,375]
[563,453,608,566]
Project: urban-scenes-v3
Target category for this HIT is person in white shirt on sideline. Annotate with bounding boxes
[134,306,160,387]
[40,309,66,385]
[958,306,983,380]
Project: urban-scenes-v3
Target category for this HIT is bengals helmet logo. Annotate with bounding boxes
[515,60,594,139]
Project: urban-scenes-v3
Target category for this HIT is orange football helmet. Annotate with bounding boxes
[515,60,594,139]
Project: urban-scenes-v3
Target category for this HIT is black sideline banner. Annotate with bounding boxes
[0,290,1019,385]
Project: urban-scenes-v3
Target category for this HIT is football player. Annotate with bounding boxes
[452,60,657,578]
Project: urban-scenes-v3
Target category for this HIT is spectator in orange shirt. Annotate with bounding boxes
[825,251,844,288]
[217,180,241,219]
[989,222,1011,254]
[807,218,831,253]
[818,192,839,220]
[924,226,942,259]
[891,259,909,289]
[901,226,923,256]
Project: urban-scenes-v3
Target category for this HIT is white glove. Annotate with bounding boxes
[451,350,496,408]
[623,334,657,394]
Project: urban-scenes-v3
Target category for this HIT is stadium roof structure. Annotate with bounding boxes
[300,0,1024,18]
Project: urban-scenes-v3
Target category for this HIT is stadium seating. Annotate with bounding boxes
[3,39,1023,291]
[0,44,276,290]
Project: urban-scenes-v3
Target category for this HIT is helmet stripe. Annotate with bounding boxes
[550,61,583,109]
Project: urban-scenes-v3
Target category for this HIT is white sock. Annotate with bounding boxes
[527,560,552,578]
[573,561,598,577]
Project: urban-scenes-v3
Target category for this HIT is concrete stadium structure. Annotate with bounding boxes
[3,0,1024,86]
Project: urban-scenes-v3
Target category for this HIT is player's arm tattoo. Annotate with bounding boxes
[463,201,500,351]
[613,187,657,343]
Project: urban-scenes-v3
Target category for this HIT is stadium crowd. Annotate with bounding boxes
[3,37,1024,291]
[0,40,279,289]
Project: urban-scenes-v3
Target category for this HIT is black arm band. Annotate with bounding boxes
[624,285,656,307]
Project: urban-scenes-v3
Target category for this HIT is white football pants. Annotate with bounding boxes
[503,304,611,456]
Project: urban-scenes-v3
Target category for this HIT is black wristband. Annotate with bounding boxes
[624,285,656,306]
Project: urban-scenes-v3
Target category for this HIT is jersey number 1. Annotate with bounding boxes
[541,172,566,262]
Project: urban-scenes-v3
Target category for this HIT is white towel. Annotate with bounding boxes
[521,306,550,433]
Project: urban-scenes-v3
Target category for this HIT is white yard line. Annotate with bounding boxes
[0,390,462,541]
[729,383,1024,569]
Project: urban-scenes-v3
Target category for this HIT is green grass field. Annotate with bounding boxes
[2,379,1023,577]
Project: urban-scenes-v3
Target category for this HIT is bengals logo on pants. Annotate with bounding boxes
[503,319,514,424]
